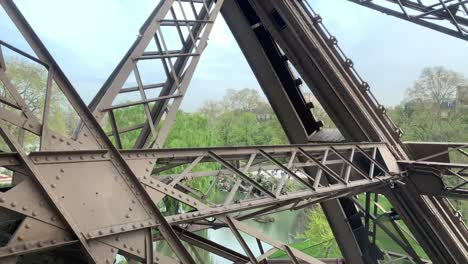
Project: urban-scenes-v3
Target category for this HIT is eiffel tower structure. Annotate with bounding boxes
[0,0,466,263]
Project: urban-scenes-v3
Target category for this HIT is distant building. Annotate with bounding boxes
[457,85,468,111]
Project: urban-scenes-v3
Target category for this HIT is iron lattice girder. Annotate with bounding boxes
[0,142,401,262]
[399,142,468,199]
[346,0,468,41]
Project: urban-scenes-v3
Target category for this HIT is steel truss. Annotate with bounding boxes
[346,0,468,41]
[0,0,467,263]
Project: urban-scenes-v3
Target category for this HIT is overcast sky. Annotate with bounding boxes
[1,0,467,111]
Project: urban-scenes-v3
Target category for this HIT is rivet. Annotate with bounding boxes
[32,212,37,216]
[98,230,103,235]
[130,247,134,251]
[59,138,64,142]
[52,135,57,139]
[56,175,61,180]
[129,207,133,211]
[80,156,84,160]
[110,228,114,234]
[140,223,144,227]
[17,236,23,241]
[145,168,149,172]
[51,216,56,222]
[51,240,57,244]
[51,184,56,188]
[10,202,16,207]
[37,241,43,247]
[22,206,27,211]
[0,198,5,203]
[132,224,137,228]
[9,247,14,253]
[84,133,88,137]
[66,142,71,146]
[111,248,116,253]
[25,224,31,229]
[126,214,130,218]
[60,169,64,173]
[123,244,127,248]
[121,227,125,231]
[23,244,28,250]
[137,249,141,253]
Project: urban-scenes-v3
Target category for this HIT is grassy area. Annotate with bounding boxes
[269,239,341,259]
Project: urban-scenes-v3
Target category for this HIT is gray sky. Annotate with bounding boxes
[1,0,467,111]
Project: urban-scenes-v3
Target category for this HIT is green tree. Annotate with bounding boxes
[297,206,340,258]
[1,57,79,150]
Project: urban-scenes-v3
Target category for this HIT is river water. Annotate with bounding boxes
[155,209,306,263]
